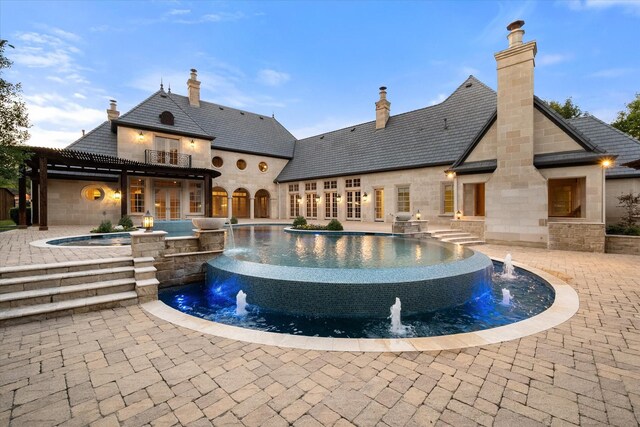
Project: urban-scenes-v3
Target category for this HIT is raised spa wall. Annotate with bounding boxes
[131,229,225,293]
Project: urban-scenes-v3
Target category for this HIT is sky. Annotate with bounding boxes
[1,0,639,149]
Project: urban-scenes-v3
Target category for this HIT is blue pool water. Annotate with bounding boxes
[160,226,555,338]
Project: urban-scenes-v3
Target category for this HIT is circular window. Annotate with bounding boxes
[236,159,247,170]
[82,186,105,201]
[258,162,268,173]
[212,156,223,168]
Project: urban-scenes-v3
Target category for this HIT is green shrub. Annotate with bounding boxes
[230,216,238,225]
[118,215,134,229]
[9,207,32,226]
[607,224,640,236]
[326,219,343,231]
[92,220,113,233]
[292,216,307,227]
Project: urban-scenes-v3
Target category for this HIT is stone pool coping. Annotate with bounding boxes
[30,232,137,249]
[142,257,579,352]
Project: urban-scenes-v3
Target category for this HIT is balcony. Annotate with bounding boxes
[145,149,191,168]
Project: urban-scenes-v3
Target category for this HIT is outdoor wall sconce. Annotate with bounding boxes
[362,192,369,202]
[446,170,455,179]
[601,158,613,168]
[336,194,342,203]
[113,190,121,200]
[416,210,421,220]
[296,194,302,204]
[455,210,462,220]
[315,195,321,203]
[143,210,154,232]
[190,139,195,148]
[137,131,144,142]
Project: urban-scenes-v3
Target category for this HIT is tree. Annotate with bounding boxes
[546,97,583,120]
[0,39,30,187]
[616,192,640,228]
[611,93,640,140]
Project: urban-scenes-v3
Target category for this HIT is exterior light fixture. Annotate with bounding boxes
[455,210,462,220]
[297,194,302,204]
[315,195,321,203]
[416,210,421,220]
[362,192,369,202]
[601,159,613,168]
[446,171,455,179]
[190,139,195,148]
[336,194,342,203]
[142,210,154,232]
[137,131,144,142]
[113,190,121,200]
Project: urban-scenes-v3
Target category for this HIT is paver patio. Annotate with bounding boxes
[1,226,639,426]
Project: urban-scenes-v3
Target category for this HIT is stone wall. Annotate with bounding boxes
[548,222,605,252]
[605,234,640,256]
[131,229,225,292]
[450,219,485,239]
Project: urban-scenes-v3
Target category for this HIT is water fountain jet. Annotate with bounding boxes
[390,298,408,335]
[235,290,247,316]
[501,289,512,306]
[502,253,516,279]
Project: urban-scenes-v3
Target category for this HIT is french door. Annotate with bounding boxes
[154,181,181,220]
[346,191,361,220]
[374,189,384,221]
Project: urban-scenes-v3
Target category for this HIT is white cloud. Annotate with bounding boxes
[475,1,537,45]
[537,53,571,66]
[26,128,88,149]
[564,0,640,14]
[73,93,87,99]
[257,69,291,87]
[589,68,634,78]
[170,11,245,24]
[428,93,448,106]
[168,9,190,15]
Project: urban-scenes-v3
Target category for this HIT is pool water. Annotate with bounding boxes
[161,261,554,339]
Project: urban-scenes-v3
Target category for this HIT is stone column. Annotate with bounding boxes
[130,230,167,259]
[195,229,225,252]
[227,196,233,219]
[250,197,255,219]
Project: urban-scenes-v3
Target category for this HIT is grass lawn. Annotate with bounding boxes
[0,219,16,232]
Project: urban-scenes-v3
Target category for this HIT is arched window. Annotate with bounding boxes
[159,111,175,125]
[232,188,250,218]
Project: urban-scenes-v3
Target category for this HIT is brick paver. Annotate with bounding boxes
[1,226,640,426]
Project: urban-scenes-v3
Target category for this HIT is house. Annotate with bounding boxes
[20,20,640,250]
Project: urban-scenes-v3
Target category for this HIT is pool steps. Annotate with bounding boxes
[0,256,158,324]
[427,229,485,246]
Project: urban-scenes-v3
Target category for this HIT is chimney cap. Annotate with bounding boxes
[110,99,117,104]
[190,68,197,73]
[379,86,387,91]
[507,20,524,31]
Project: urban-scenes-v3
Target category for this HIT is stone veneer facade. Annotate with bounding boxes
[548,222,605,252]
[450,219,485,240]
[605,234,640,255]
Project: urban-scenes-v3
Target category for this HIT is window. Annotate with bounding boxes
[346,178,360,188]
[155,136,180,165]
[374,189,384,221]
[159,111,175,126]
[288,184,299,192]
[325,192,338,219]
[324,180,337,190]
[189,182,203,213]
[82,186,105,202]
[442,183,454,214]
[130,179,145,213]
[212,187,228,217]
[346,191,361,219]
[548,178,586,218]
[289,194,300,217]
[212,156,223,168]
[306,193,318,219]
[397,186,410,213]
[305,182,317,191]
[258,162,268,172]
[236,159,247,170]
[463,183,485,216]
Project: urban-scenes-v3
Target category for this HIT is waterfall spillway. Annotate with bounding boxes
[226,219,236,250]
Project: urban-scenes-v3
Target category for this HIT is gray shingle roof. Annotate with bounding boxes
[115,90,211,139]
[66,90,296,159]
[275,76,497,182]
[569,115,640,178]
[66,121,117,156]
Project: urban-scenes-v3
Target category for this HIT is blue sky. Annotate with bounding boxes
[1,0,639,148]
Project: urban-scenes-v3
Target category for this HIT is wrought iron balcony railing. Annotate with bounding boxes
[145,149,192,168]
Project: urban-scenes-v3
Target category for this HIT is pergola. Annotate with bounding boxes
[18,147,220,230]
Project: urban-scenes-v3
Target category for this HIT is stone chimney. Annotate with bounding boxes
[484,20,548,246]
[107,99,119,121]
[375,86,390,130]
[187,68,201,107]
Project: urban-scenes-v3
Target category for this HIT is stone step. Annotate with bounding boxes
[440,235,475,243]
[0,266,135,294]
[0,257,134,280]
[0,278,136,309]
[460,240,486,246]
[0,291,138,323]
[431,231,470,238]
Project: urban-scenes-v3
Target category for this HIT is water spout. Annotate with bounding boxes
[502,253,516,279]
[226,218,236,250]
[501,288,512,306]
[235,290,247,316]
[389,297,408,335]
